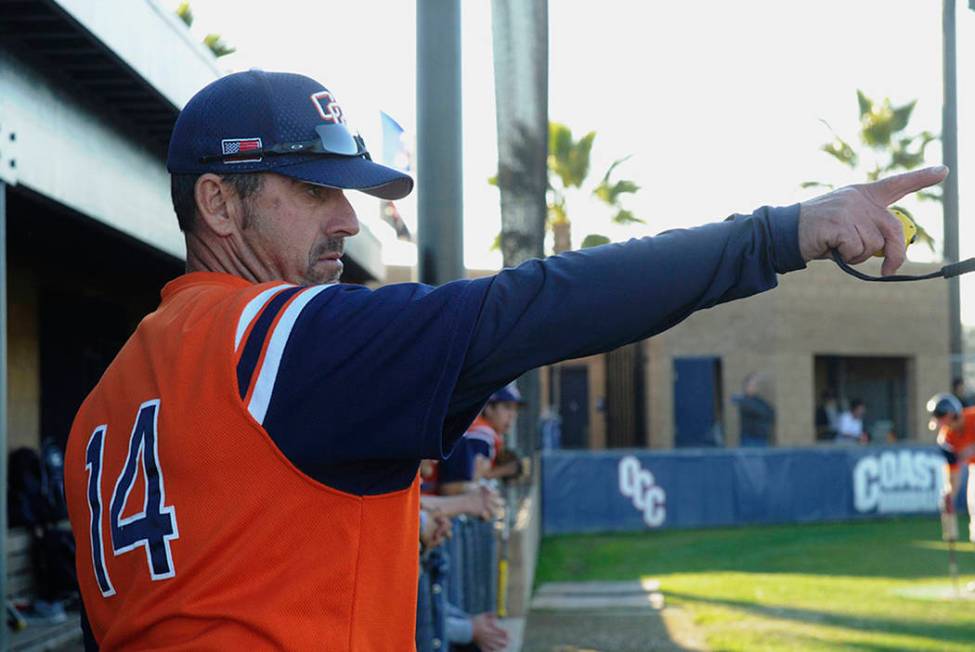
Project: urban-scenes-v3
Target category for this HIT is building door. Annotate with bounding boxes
[674,356,723,447]
[559,365,590,448]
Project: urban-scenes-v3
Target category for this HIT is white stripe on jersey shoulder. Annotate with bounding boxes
[234,284,294,352]
[247,283,336,424]
[466,429,495,447]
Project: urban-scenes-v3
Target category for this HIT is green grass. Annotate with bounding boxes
[535,518,975,651]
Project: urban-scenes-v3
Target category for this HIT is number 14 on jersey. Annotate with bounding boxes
[84,399,179,597]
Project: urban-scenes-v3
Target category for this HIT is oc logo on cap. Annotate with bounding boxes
[311,91,344,124]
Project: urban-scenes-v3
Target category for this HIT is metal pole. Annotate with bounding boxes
[943,0,963,380]
[416,0,464,285]
[0,180,8,651]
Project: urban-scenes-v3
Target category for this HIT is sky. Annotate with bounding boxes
[161,0,975,322]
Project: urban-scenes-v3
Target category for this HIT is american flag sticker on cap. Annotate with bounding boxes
[221,138,262,163]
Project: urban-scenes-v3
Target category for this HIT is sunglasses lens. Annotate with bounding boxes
[315,124,363,156]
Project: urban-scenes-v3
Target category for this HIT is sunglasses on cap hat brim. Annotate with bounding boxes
[197,123,413,201]
[199,123,369,163]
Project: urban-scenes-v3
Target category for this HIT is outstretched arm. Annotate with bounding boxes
[451,167,947,414]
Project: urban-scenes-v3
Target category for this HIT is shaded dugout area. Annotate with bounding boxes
[6,184,183,452]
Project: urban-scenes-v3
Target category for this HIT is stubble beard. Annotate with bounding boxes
[307,237,345,285]
[241,201,345,285]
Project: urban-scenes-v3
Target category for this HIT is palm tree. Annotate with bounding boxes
[803,90,938,251]
[547,122,642,253]
[492,122,642,254]
[175,2,236,59]
[491,0,549,458]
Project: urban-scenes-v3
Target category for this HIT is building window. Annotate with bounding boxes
[814,355,909,443]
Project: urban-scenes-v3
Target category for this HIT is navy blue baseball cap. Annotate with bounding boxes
[166,70,413,200]
[489,383,524,404]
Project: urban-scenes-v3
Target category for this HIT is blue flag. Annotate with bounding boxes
[379,111,413,241]
[380,111,411,172]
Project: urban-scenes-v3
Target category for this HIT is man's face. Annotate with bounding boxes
[237,173,359,285]
[745,377,760,396]
[483,401,519,435]
[852,405,866,419]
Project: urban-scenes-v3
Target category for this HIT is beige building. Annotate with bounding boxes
[646,256,950,447]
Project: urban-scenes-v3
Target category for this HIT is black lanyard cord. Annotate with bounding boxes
[830,250,975,282]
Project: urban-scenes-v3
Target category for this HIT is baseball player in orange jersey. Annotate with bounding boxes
[478,384,524,481]
[928,394,975,541]
[63,68,946,650]
[438,384,522,494]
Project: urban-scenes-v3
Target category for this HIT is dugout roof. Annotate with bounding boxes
[0,0,384,280]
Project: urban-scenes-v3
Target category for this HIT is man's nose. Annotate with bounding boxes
[327,191,360,238]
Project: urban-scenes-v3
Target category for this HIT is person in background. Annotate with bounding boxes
[439,384,524,494]
[539,406,562,451]
[419,458,440,496]
[928,393,975,549]
[446,607,508,652]
[815,388,840,441]
[417,489,508,652]
[836,399,868,445]
[732,373,775,447]
[479,384,525,482]
[952,377,974,408]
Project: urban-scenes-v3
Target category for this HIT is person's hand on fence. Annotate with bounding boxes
[797,166,948,276]
[432,511,452,545]
[465,485,503,521]
[471,613,509,652]
[420,509,451,549]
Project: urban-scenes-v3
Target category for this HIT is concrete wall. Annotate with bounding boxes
[646,258,950,447]
[504,480,540,618]
[0,0,224,258]
[0,46,185,259]
[54,0,222,109]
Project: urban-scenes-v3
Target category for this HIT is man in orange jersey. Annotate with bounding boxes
[928,393,975,542]
[63,68,947,650]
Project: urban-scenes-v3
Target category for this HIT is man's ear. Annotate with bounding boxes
[194,174,242,236]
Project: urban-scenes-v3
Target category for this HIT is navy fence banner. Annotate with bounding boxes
[542,446,957,535]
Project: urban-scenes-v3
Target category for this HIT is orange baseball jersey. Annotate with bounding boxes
[938,406,975,467]
[65,272,489,650]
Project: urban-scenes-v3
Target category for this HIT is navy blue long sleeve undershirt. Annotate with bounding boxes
[449,204,804,415]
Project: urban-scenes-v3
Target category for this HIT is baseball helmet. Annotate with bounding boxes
[167,70,413,200]
[926,393,963,418]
